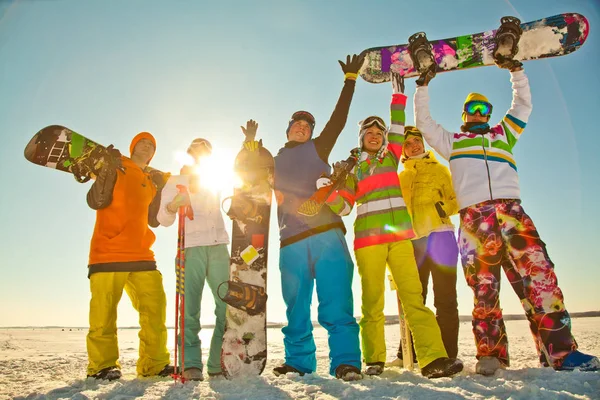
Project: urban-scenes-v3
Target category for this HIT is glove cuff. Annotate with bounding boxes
[344,72,358,81]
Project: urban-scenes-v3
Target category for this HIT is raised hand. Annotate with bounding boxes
[338,54,366,75]
[391,71,405,94]
[241,119,258,142]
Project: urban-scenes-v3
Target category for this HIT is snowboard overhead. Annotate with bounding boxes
[24,125,167,182]
[220,142,274,378]
[359,13,589,83]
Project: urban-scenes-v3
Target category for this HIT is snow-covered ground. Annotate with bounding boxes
[1,318,599,400]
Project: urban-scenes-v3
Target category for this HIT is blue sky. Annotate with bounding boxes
[1,0,598,327]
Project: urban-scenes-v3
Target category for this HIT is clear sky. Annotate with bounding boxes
[1,0,599,327]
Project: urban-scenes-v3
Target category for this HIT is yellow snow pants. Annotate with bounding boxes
[86,271,170,376]
[355,240,448,368]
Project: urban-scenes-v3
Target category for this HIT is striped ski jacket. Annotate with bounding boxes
[414,69,532,209]
[326,93,415,250]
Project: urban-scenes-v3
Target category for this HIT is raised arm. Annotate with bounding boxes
[499,69,532,149]
[387,72,407,161]
[414,86,454,160]
[314,54,364,163]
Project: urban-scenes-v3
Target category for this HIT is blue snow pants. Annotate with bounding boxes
[279,228,361,375]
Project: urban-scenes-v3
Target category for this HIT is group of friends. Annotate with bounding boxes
[82,43,599,383]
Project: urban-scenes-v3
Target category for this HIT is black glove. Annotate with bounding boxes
[494,55,523,71]
[104,144,124,172]
[149,169,168,191]
[391,71,405,94]
[416,63,436,86]
[435,201,447,218]
[338,54,365,75]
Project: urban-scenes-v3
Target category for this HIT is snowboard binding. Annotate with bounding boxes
[218,280,267,316]
[493,16,524,70]
[408,32,437,85]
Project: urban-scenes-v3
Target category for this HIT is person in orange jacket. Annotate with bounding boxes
[85,132,173,381]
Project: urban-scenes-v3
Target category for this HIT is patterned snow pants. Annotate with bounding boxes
[458,199,577,368]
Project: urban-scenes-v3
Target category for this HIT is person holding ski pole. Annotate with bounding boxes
[324,71,463,379]
[412,18,600,374]
[245,54,364,381]
[86,132,173,381]
[391,126,460,366]
[157,138,230,381]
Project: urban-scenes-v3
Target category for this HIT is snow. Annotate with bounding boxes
[516,25,567,59]
[1,318,599,399]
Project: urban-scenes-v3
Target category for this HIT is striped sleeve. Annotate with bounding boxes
[500,69,532,149]
[387,93,407,160]
[325,173,356,216]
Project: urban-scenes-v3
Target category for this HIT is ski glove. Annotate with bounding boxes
[338,54,365,77]
[435,201,447,218]
[168,190,191,212]
[391,71,405,94]
[149,169,169,191]
[494,55,523,71]
[416,63,436,86]
[104,144,125,173]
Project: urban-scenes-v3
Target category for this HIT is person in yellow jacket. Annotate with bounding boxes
[85,132,173,381]
[395,126,460,365]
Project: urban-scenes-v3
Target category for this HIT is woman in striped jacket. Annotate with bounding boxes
[325,72,463,379]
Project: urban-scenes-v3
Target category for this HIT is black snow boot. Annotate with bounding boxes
[421,357,464,379]
[88,367,122,381]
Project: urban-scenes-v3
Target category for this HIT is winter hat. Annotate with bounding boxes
[129,132,156,161]
[356,115,388,161]
[187,138,213,154]
[403,126,424,157]
[286,111,315,137]
[462,92,491,121]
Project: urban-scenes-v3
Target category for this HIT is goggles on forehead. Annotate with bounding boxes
[290,111,315,126]
[464,100,493,117]
[188,140,212,153]
[359,116,386,131]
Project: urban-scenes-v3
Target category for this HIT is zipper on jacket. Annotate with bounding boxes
[481,134,493,200]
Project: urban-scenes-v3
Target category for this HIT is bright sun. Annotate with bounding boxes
[173,147,241,194]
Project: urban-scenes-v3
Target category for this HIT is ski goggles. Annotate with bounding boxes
[464,100,493,117]
[187,139,212,154]
[359,116,387,131]
[290,111,315,127]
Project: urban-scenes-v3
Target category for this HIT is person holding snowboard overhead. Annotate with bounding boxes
[392,126,460,366]
[86,132,173,380]
[157,138,230,381]
[324,72,463,379]
[250,54,364,381]
[412,21,600,374]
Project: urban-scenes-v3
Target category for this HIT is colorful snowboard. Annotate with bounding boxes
[220,141,273,378]
[23,124,167,182]
[24,125,113,182]
[360,13,589,83]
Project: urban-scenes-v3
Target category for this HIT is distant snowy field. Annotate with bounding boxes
[1,318,599,400]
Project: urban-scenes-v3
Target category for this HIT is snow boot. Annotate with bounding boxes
[421,357,464,379]
[365,362,385,376]
[273,364,305,377]
[335,364,363,381]
[556,350,600,372]
[182,367,204,381]
[475,356,506,376]
[87,366,122,381]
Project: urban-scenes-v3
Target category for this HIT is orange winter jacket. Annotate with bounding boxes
[88,156,157,265]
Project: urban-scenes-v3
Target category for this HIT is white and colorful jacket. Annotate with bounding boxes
[414,70,532,209]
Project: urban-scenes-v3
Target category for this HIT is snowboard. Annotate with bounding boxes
[24,124,167,182]
[220,141,274,378]
[297,153,357,217]
[360,13,589,83]
[388,274,414,371]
